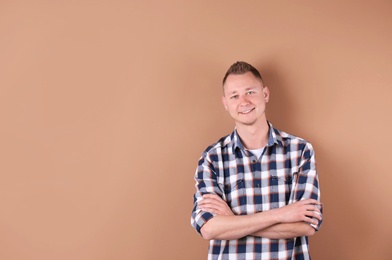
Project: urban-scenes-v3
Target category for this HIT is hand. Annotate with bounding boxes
[275,199,322,225]
[198,194,234,216]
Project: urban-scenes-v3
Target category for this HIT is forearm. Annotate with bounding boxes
[250,222,315,239]
[201,210,280,240]
[198,195,321,241]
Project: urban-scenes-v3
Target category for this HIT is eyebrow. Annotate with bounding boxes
[228,87,257,95]
[244,87,257,91]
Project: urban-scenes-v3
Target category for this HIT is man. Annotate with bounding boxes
[191,61,322,260]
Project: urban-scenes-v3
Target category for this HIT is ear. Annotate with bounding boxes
[221,95,228,111]
[263,86,270,102]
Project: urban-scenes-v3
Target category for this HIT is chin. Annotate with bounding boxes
[237,120,257,126]
[243,122,257,126]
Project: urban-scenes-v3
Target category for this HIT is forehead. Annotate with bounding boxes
[223,72,263,93]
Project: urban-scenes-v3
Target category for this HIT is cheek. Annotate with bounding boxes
[254,97,266,105]
[228,101,239,109]
[225,104,238,114]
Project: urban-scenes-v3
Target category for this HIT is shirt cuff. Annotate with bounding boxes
[194,211,215,235]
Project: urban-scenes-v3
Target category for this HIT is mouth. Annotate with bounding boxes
[239,108,255,114]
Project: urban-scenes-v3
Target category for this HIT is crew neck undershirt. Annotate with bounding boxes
[247,148,264,160]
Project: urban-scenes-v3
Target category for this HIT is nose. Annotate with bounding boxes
[239,94,250,105]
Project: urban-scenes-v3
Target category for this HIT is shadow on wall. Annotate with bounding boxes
[309,145,373,259]
[255,61,295,131]
[255,60,295,130]
[255,60,374,260]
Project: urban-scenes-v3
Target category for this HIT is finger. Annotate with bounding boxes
[199,201,223,210]
[199,197,226,206]
[199,200,233,215]
[200,205,219,212]
[307,217,319,226]
[199,198,226,208]
[201,203,225,211]
[199,207,217,214]
[305,211,322,221]
[304,205,321,213]
[200,194,234,216]
[200,205,233,216]
[199,200,221,209]
[202,194,223,200]
[199,204,227,214]
[302,213,320,225]
[311,216,320,225]
[300,199,320,205]
[200,196,226,207]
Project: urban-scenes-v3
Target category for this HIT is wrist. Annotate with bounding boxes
[259,208,282,226]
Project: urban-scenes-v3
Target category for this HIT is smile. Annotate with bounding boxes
[239,108,255,114]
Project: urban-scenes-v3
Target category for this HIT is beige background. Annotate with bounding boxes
[1,1,391,260]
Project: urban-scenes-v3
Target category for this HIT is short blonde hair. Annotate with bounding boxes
[222,61,264,86]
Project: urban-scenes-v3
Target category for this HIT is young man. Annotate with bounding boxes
[191,61,322,260]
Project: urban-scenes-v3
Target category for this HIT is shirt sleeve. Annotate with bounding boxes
[190,151,224,235]
[291,142,323,231]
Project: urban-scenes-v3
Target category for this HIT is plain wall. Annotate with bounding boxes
[1,1,391,259]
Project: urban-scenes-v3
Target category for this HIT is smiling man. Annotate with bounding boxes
[191,61,322,260]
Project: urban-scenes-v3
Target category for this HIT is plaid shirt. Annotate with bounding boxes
[191,122,322,260]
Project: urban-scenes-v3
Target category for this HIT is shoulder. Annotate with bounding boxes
[272,126,314,150]
[202,132,233,155]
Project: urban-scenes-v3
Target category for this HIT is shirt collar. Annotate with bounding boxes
[231,121,283,151]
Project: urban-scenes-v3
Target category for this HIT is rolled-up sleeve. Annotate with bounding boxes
[191,151,223,235]
[293,142,323,231]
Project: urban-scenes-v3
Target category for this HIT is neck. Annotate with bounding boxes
[236,120,270,150]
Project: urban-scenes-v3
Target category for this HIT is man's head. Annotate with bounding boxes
[222,61,264,88]
[221,61,269,128]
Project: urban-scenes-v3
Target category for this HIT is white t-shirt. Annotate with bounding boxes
[247,148,264,160]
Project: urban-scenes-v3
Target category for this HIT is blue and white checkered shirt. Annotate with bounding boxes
[191,122,322,260]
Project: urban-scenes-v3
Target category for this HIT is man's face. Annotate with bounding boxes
[222,72,269,127]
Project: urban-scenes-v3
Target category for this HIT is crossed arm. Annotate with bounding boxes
[199,194,322,240]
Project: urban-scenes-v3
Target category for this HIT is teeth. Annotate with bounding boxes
[241,109,253,114]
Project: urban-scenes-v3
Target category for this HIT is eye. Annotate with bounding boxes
[246,91,255,95]
[230,95,239,99]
